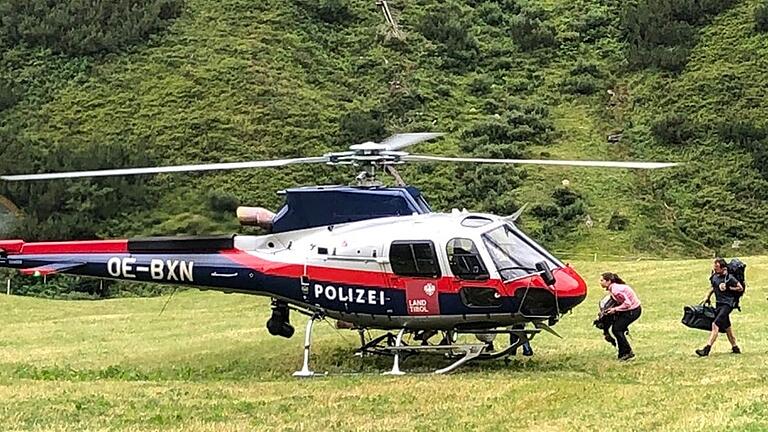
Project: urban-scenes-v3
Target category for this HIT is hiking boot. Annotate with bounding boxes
[695,345,711,357]
[604,334,617,347]
[618,352,635,361]
[732,345,741,354]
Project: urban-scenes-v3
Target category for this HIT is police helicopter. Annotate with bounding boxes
[0,133,677,375]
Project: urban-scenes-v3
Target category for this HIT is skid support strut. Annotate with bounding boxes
[293,313,322,377]
[383,328,406,376]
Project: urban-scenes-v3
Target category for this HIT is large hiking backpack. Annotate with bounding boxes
[727,258,747,308]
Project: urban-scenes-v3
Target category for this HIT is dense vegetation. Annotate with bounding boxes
[0,0,183,55]
[1,0,768,297]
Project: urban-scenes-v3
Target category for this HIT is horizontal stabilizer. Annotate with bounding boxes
[20,262,86,276]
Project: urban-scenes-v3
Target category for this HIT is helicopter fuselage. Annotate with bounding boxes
[0,212,587,332]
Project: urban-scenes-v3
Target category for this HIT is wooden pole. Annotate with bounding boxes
[377,0,404,39]
[6,279,10,295]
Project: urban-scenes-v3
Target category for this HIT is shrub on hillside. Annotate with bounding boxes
[509,13,558,51]
[569,62,604,78]
[531,203,559,219]
[460,102,553,156]
[208,192,240,213]
[467,75,494,96]
[296,0,357,25]
[530,187,587,245]
[756,2,768,33]
[8,275,116,299]
[552,187,581,208]
[150,213,221,236]
[0,0,183,56]
[475,2,506,26]
[623,19,695,71]
[0,79,18,112]
[718,120,767,146]
[573,7,613,42]
[337,110,387,145]
[452,164,523,216]
[6,272,175,299]
[562,76,601,95]
[562,62,606,95]
[317,0,356,24]
[0,136,152,241]
[385,90,425,119]
[621,0,735,71]
[673,0,737,25]
[607,212,630,231]
[417,6,480,70]
[651,113,697,146]
[747,145,768,180]
[452,100,553,216]
[715,120,768,179]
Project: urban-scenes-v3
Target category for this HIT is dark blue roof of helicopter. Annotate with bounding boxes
[271,186,432,233]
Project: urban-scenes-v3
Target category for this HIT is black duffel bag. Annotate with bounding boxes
[682,303,716,331]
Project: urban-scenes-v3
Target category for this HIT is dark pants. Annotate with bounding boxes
[714,303,733,331]
[510,324,533,355]
[611,306,642,357]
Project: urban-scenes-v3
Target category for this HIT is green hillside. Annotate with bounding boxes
[2,0,768,259]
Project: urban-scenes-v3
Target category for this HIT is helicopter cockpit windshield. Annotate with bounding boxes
[482,224,562,281]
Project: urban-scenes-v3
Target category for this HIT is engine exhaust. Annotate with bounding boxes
[236,206,275,230]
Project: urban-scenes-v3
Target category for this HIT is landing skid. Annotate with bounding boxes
[463,328,542,360]
[354,327,543,375]
[290,313,547,377]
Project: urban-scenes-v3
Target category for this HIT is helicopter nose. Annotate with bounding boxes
[552,266,588,313]
[510,266,587,317]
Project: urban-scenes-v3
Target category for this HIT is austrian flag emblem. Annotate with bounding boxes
[423,282,436,297]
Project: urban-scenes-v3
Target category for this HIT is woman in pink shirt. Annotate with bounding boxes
[600,272,642,361]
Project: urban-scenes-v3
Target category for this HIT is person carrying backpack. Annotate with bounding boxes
[695,258,744,357]
[600,272,642,361]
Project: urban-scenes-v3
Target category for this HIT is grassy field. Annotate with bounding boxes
[1,257,768,431]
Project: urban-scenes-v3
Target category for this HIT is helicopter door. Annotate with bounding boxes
[446,238,501,308]
[388,241,442,315]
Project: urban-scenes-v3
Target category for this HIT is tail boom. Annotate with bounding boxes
[0,238,254,293]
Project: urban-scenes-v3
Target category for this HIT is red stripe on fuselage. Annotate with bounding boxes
[220,249,586,298]
[222,248,456,291]
[0,240,24,254]
[221,249,393,288]
[19,240,128,255]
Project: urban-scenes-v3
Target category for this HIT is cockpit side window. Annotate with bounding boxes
[389,241,441,278]
[446,238,489,280]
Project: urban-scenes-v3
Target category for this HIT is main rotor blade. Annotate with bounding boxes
[379,133,444,151]
[403,155,679,169]
[0,156,328,181]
